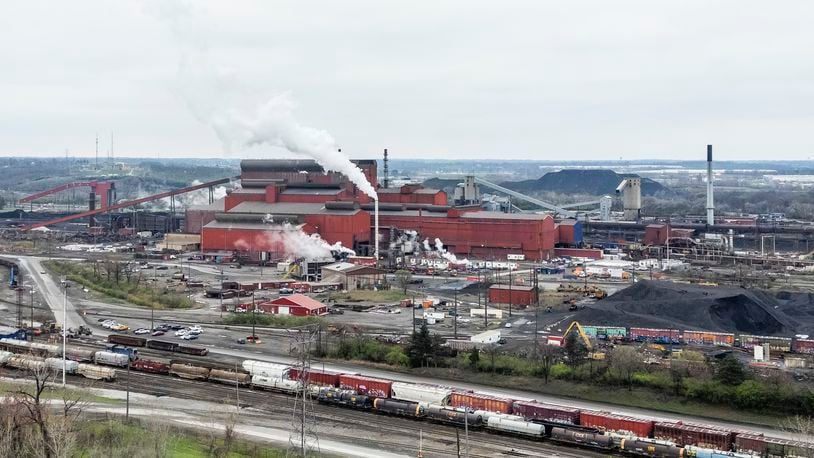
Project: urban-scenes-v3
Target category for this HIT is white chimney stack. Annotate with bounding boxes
[706,144,714,226]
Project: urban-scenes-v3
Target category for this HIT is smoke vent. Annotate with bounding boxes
[706,144,714,226]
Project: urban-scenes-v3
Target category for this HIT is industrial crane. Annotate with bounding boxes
[562,321,605,360]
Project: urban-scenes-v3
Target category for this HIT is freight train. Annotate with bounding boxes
[1,338,810,457]
[579,325,814,354]
[107,334,209,356]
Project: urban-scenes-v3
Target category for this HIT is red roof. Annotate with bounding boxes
[268,294,327,311]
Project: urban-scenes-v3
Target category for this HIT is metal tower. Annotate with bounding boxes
[383,148,389,189]
[287,325,320,457]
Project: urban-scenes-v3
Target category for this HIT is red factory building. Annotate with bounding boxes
[186,159,561,261]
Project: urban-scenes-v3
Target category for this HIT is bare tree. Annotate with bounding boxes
[782,415,814,458]
[536,343,561,384]
[394,269,412,294]
[609,346,643,391]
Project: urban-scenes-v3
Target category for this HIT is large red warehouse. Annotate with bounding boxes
[186,159,560,261]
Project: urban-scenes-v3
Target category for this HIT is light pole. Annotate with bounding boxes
[29,286,35,331]
[251,290,256,339]
[62,280,70,386]
[219,268,225,319]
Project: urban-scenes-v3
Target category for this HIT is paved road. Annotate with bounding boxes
[13,256,88,331]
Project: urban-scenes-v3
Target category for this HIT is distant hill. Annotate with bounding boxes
[499,169,670,196]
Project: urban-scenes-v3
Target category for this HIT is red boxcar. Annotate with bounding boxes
[289,368,340,387]
[654,422,733,450]
[130,358,170,375]
[448,392,513,414]
[511,401,580,424]
[338,374,392,398]
[793,338,814,354]
[579,411,654,437]
[735,434,767,455]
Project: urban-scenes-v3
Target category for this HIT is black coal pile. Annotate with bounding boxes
[573,280,813,336]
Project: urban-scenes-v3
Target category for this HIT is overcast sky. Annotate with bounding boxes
[1,1,813,162]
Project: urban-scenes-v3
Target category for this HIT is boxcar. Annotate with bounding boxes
[288,368,339,387]
[107,334,147,347]
[176,344,208,356]
[579,411,654,437]
[512,401,580,425]
[448,392,513,414]
[131,358,170,375]
[654,422,733,450]
[146,340,179,352]
[338,374,392,398]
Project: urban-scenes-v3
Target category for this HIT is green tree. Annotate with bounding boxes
[563,330,587,367]
[406,321,437,368]
[715,355,746,385]
[394,269,412,294]
[468,348,480,369]
[610,346,643,391]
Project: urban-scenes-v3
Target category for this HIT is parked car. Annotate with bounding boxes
[175,329,188,337]
[246,335,262,344]
[181,333,198,340]
[151,330,165,337]
[133,328,150,335]
[170,324,185,330]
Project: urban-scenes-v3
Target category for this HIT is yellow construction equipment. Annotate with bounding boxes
[562,321,605,360]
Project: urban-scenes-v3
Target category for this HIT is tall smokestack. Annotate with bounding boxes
[383,148,389,189]
[706,144,714,226]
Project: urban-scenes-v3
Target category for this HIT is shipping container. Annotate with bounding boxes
[65,348,96,362]
[579,411,654,437]
[209,369,251,386]
[45,357,79,374]
[630,327,681,344]
[77,363,116,381]
[107,334,147,347]
[131,358,170,375]
[93,351,129,367]
[739,335,792,352]
[391,382,452,405]
[448,392,513,414]
[511,401,580,424]
[339,374,392,398]
[146,340,179,352]
[654,422,733,450]
[177,345,209,356]
[682,331,734,347]
[550,427,613,449]
[242,360,290,378]
[793,338,814,354]
[169,363,210,380]
[582,326,627,340]
[288,368,339,387]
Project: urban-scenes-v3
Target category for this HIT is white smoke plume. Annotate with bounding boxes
[422,239,432,252]
[433,237,470,265]
[253,220,355,261]
[145,1,378,200]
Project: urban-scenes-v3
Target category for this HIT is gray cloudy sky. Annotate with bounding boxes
[1,1,813,161]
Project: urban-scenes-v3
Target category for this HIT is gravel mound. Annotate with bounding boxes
[573,280,811,336]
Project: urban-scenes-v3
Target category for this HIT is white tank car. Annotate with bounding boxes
[0,350,14,364]
[242,360,289,378]
[251,375,298,393]
[45,358,79,374]
[485,414,545,438]
[93,351,129,367]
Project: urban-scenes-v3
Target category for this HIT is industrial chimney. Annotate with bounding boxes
[706,144,714,226]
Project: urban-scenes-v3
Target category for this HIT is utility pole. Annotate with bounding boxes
[62,281,69,386]
[482,270,487,327]
[251,290,256,339]
[30,287,35,330]
[126,360,130,421]
[453,288,458,339]
[287,325,320,457]
[219,268,225,319]
[508,268,513,318]
[412,295,416,335]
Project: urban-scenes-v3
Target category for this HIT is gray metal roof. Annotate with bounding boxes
[461,211,548,221]
[280,188,342,196]
[188,199,226,211]
[229,201,362,216]
[203,220,307,231]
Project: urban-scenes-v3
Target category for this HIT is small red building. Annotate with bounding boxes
[488,284,538,305]
[257,294,328,316]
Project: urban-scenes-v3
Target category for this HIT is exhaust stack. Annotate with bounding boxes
[706,144,714,226]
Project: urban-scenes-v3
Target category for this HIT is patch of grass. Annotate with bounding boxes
[45,260,194,310]
[0,381,118,404]
[329,289,409,302]
[222,313,319,328]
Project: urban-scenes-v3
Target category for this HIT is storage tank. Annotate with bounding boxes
[93,351,129,367]
[242,360,290,378]
[45,357,79,374]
